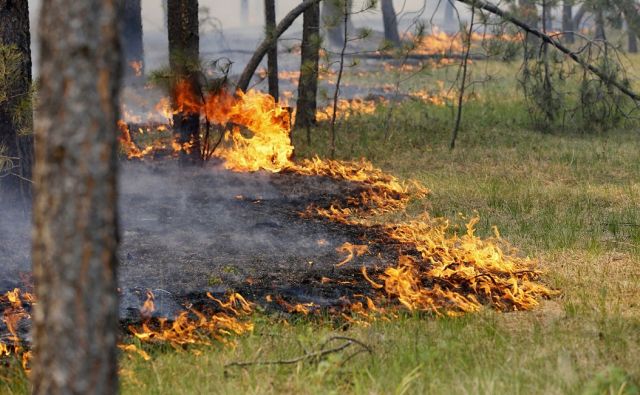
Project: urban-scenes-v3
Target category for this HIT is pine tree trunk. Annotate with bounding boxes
[168,0,201,163]
[294,0,320,135]
[322,0,352,47]
[381,0,401,46]
[0,0,33,203]
[562,1,574,43]
[120,0,145,84]
[31,0,121,393]
[265,0,279,101]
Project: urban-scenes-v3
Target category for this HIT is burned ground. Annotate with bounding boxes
[1,160,399,344]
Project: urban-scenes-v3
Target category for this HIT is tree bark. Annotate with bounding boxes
[0,0,33,203]
[120,0,145,84]
[322,0,353,47]
[562,1,574,43]
[265,0,279,101]
[168,0,201,163]
[381,0,401,46]
[237,0,321,92]
[295,0,320,135]
[31,0,121,393]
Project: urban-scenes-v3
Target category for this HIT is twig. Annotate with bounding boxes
[329,0,350,160]
[224,336,371,368]
[450,1,475,150]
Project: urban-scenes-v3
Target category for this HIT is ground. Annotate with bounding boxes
[3,57,640,394]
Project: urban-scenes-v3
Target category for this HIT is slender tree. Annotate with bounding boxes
[629,23,638,52]
[265,0,279,101]
[120,0,145,84]
[562,0,574,43]
[0,0,33,202]
[168,0,201,162]
[595,8,606,40]
[381,0,401,47]
[444,0,455,24]
[31,0,121,393]
[295,0,321,140]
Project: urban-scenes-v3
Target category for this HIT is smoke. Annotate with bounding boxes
[0,190,31,293]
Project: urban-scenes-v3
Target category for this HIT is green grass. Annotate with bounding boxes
[3,58,640,394]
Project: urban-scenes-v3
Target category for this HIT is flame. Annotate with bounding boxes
[129,61,143,77]
[0,288,33,372]
[336,242,369,267]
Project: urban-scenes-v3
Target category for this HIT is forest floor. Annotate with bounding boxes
[3,58,640,394]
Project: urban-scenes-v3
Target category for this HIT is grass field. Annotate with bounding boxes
[2,58,640,394]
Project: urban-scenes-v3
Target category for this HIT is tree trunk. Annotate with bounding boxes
[595,8,606,40]
[0,0,33,204]
[322,0,353,47]
[629,24,638,52]
[120,0,145,84]
[294,0,320,136]
[562,1,574,43]
[520,0,539,60]
[265,0,279,101]
[168,0,201,163]
[241,0,249,23]
[381,0,401,47]
[444,0,455,25]
[31,0,121,393]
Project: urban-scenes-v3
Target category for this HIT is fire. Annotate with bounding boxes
[128,292,253,349]
[0,288,33,371]
[129,60,143,77]
[336,242,369,267]
[315,98,383,122]
[408,27,523,56]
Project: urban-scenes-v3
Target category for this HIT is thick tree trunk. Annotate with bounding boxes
[265,0,279,101]
[168,0,201,162]
[381,0,401,46]
[322,0,353,47]
[562,1,574,43]
[0,0,33,203]
[31,0,121,393]
[120,0,145,84]
[295,0,320,135]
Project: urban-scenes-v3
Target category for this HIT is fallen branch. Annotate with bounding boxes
[224,336,372,368]
[455,0,640,102]
[236,0,322,92]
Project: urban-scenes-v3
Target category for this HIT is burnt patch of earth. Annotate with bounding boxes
[1,161,402,341]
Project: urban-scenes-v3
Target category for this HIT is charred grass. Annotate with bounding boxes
[4,60,640,394]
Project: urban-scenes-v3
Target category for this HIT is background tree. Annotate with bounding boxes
[31,0,121,393]
[562,0,574,43]
[323,0,354,47]
[381,0,401,47]
[295,0,321,139]
[0,0,33,203]
[168,0,201,162]
[120,0,145,84]
[265,0,279,101]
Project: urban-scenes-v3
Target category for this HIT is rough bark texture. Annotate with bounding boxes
[322,0,353,47]
[265,0,279,101]
[31,0,121,393]
[562,1,574,43]
[0,0,33,202]
[295,0,321,133]
[381,0,401,46]
[120,0,145,84]
[237,0,321,92]
[168,0,201,162]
